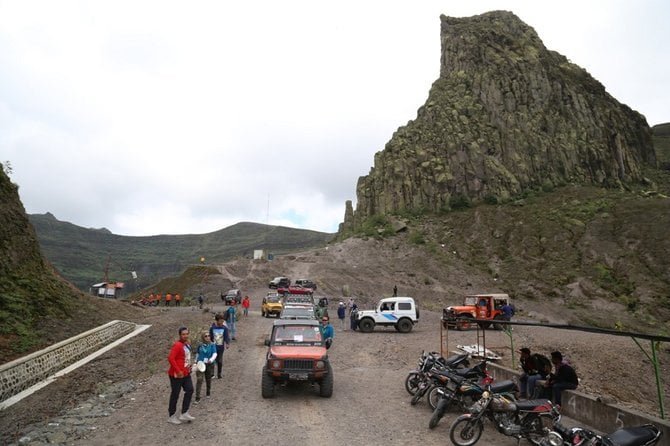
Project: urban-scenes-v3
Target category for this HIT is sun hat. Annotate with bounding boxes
[339,301,344,306]
[196,361,206,373]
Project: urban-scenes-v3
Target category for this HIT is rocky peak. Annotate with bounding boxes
[346,11,656,229]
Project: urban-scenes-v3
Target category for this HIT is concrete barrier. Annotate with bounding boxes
[0,320,136,404]
[487,362,670,440]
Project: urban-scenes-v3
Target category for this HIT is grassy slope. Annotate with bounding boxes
[29,215,334,291]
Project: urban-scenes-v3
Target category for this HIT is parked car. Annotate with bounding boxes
[356,297,419,333]
[294,279,317,290]
[269,276,291,289]
[224,289,242,305]
[442,293,511,330]
[277,285,313,296]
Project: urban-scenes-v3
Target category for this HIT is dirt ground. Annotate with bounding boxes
[1,238,669,445]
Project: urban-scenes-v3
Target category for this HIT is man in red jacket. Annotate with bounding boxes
[167,326,195,424]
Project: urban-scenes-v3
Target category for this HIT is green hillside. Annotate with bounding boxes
[29,214,334,291]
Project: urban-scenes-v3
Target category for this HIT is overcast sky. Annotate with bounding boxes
[1,1,668,236]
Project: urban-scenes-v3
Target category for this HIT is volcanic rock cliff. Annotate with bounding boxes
[342,11,656,231]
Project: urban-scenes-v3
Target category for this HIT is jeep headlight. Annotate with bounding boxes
[315,360,325,369]
[270,359,282,369]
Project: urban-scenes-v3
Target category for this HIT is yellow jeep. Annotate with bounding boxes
[262,293,283,318]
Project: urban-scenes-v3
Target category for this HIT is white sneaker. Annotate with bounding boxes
[167,414,181,425]
[179,412,195,422]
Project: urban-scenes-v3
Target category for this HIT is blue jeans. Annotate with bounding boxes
[552,382,577,405]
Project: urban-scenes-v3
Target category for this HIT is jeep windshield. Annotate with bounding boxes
[463,296,480,306]
[266,296,281,303]
[271,325,323,346]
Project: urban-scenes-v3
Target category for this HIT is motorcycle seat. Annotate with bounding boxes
[490,380,517,394]
[514,399,554,411]
[605,424,661,446]
[439,353,469,368]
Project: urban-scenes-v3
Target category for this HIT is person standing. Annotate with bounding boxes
[167,326,195,425]
[209,314,230,379]
[165,292,172,307]
[227,303,237,340]
[337,302,346,330]
[393,285,398,297]
[501,302,514,321]
[194,332,217,403]
[242,295,250,317]
[197,294,204,309]
[320,316,334,349]
[349,304,359,331]
[175,293,181,307]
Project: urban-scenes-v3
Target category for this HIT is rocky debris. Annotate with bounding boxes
[9,381,135,446]
[347,11,656,229]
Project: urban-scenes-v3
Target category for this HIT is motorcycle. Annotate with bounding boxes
[448,389,560,446]
[410,360,487,407]
[540,419,661,446]
[405,351,469,395]
[428,375,517,429]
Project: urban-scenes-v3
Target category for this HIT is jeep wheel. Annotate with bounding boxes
[319,364,333,397]
[456,314,473,331]
[492,315,505,331]
[396,318,413,333]
[261,367,275,398]
[358,318,375,333]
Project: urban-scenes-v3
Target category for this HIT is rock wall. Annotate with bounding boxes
[349,11,656,227]
[0,320,137,404]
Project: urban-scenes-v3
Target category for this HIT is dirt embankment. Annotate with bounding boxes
[2,240,668,445]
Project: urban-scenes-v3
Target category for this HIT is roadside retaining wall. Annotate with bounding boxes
[0,320,136,404]
[487,362,670,440]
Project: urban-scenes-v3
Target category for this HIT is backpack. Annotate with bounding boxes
[531,354,552,376]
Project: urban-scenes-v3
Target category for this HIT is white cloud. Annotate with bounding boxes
[1,0,668,235]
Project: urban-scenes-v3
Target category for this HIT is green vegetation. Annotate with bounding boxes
[29,214,334,291]
[354,215,394,238]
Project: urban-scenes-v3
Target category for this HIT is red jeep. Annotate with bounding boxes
[443,294,511,330]
[262,319,333,398]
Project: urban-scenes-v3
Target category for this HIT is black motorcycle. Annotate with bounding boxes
[429,375,517,429]
[405,351,469,396]
[540,420,662,446]
[410,360,487,407]
[448,389,560,446]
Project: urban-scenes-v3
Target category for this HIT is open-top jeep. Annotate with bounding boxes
[261,293,283,318]
[262,319,333,398]
[443,293,511,330]
[356,297,419,333]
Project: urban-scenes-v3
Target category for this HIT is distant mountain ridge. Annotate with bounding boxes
[29,213,334,290]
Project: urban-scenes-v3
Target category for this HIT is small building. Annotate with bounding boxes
[90,282,125,298]
[253,249,267,260]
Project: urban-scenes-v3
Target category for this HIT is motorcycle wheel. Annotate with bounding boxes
[525,414,554,446]
[427,385,445,410]
[410,384,430,406]
[449,415,484,446]
[405,372,421,395]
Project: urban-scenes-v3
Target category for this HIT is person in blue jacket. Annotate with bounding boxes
[320,316,334,349]
[209,314,230,379]
[194,331,217,403]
